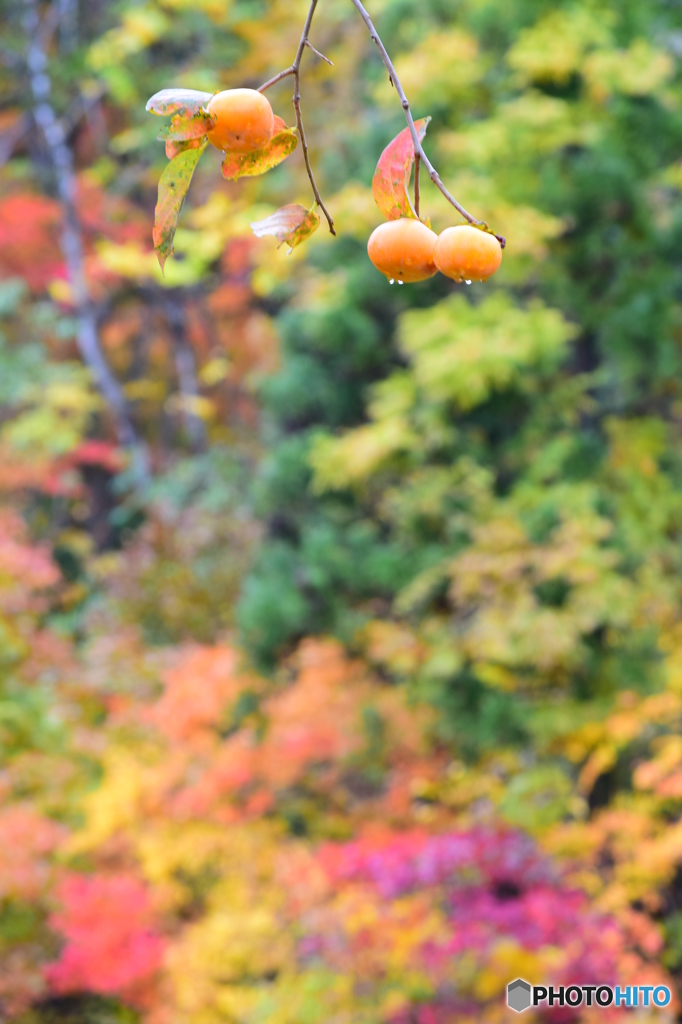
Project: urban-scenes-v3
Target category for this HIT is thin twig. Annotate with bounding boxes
[348,0,505,248]
[305,39,334,65]
[414,152,420,220]
[258,0,335,235]
[23,0,150,482]
[258,66,295,93]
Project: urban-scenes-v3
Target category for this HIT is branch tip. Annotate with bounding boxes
[348,0,502,240]
[305,39,334,65]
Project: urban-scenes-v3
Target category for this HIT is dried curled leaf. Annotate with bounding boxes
[250,203,320,251]
[157,110,214,142]
[153,140,208,272]
[372,117,431,221]
[146,88,214,116]
[165,137,206,160]
[221,128,298,181]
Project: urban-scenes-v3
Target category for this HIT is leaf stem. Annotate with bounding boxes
[258,0,335,235]
[414,152,420,220]
[347,0,505,248]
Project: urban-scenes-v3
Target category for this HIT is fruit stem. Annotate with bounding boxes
[348,0,506,249]
[258,0,336,235]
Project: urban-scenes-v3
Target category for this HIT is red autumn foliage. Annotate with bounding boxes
[46,873,166,1008]
[0,193,64,290]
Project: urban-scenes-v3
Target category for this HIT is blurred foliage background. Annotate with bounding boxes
[2,0,682,1020]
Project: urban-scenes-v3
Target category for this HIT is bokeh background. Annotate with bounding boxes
[1,0,682,1020]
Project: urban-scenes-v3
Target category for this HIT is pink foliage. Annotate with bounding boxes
[0,510,59,611]
[314,827,649,1021]
[0,805,66,901]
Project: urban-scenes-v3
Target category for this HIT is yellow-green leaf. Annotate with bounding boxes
[153,140,208,272]
[221,128,298,181]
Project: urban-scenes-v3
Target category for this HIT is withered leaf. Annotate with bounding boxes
[250,203,320,251]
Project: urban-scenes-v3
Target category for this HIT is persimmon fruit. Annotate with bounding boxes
[206,89,275,153]
[367,219,438,283]
[434,224,502,283]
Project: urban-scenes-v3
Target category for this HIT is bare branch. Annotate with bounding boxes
[305,39,334,65]
[57,0,78,54]
[258,66,295,93]
[347,0,505,248]
[23,0,149,482]
[165,295,207,453]
[258,0,335,235]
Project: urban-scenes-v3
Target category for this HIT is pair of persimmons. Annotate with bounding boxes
[206,88,503,285]
[368,219,502,285]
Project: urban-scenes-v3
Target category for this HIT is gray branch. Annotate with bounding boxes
[165,295,207,453]
[23,0,149,482]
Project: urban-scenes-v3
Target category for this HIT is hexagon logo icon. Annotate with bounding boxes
[507,979,532,1012]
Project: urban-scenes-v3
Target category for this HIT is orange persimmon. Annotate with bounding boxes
[434,225,502,283]
[207,89,275,153]
[367,219,438,283]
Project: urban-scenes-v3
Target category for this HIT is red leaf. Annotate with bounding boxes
[250,203,320,251]
[146,88,214,116]
[372,117,431,221]
[153,140,208,272]
[221,127,298,181]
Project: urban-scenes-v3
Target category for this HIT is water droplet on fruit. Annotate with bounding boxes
[398,279,404,286]
[287,247,293,255]
[389,278,395,285]
[465,280,472,286]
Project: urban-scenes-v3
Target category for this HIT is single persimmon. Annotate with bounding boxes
[367,219,438,283]
[434,224,502,283]
[206,89,275,153]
